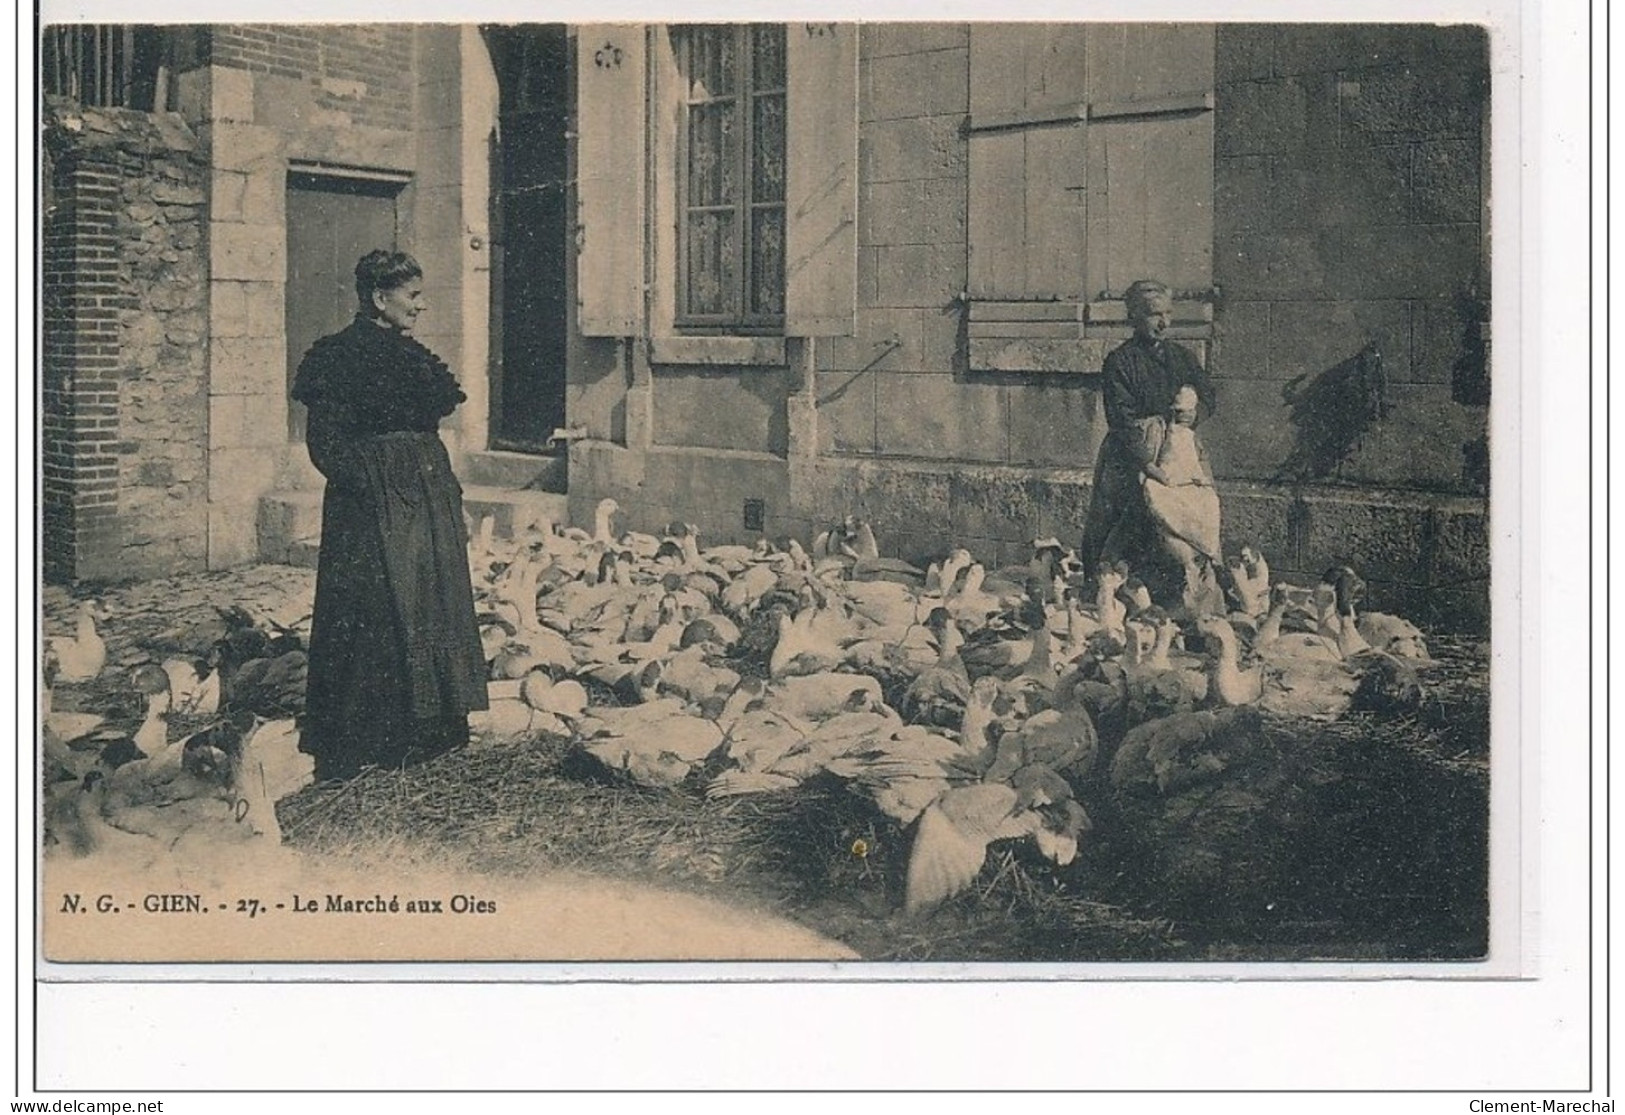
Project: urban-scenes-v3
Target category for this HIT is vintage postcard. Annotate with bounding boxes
[35,16,1516,977]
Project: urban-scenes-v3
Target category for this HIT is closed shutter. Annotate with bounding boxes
[784,22,858,337]
[576,25,647,336]
[966,24,1214,372]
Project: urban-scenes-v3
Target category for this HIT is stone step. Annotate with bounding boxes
[255,485,570,566]
[460,449,567,492]
[256,490,323,566]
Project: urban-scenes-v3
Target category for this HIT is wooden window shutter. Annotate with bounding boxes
[784,23,858,337]
[1081,24,1215,325]
[576,25,647,336]
[967,24,1091,304]
[965,24,1215,372]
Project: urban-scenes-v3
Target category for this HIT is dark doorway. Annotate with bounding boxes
[285,171,404,441]
[485,24,571,452]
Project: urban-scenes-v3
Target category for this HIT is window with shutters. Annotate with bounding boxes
[965,24,1217,373]
[675,24,787,331]
[576,23,856,350]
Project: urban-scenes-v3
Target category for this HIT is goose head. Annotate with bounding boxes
[925,606,964,659]
[1195,613,1239,656]
[957,563,988,598]
[936,549,973,595]
[1122,619,1155,667]
[593,498,620,545]
[1144,608,1178,668]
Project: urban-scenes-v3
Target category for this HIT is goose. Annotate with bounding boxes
[49,600,110,683]
[769,604,845,679]
[230,718,312,841]
[1124,609,1208,706]
[768,673,885,723]
[560,497,621,548]
[921,548,974,600]
[161,656,221,717]
[1055,588,1103,662]
[1195,615,1264,708]
[519,673,589,721]
[813,515,880,561]
[1120,622,1204,725]
[1110,705,1266,796]
[1227,545,1271,619]
[996,600,1062,715]
[80,666,174,771]
[898,609,971,728]
[1356,611,1432,662]
[953,675,1003,761]
[680,613,742,653]
[772,697,905,781]
[958,601,1048,680]
[1094,563,1129,642]
[1116,575,1154,621]
[658,645,742,705]
[988,538,1070,607]
[712,707,818,778]
[1317,566,1384,660]
[577,699,723,788]
[981,705,1099,784]
[583,658,664,706]
[721,561,782,618]
[622,595,688,663]
[840,577,926,631]
[44,772,158,860]
[1312,568,1431,661]
[823,725,963,817]
[1253,585,1341,662]
[903,766,1088,914]
[945,564,1007,633]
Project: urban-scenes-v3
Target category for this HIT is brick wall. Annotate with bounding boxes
[42,100,209,583]
[207,24,415,132]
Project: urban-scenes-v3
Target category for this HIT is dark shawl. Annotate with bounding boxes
[293,317,488,773]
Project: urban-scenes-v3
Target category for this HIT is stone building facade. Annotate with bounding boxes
[39,22,1492,629]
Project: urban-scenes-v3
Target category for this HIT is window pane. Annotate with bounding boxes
[686,210,737,317]
[751,24,786,91]
[751,92,786,204]
[687,102,738,206]
[750,207,785,317]
[687,25,736,98]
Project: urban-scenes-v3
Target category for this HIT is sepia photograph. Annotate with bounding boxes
[35,17,1505,971]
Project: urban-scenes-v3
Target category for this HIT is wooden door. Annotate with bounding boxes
[285,173,401,441]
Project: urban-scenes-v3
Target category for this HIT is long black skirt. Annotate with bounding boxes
[300,432,488,780]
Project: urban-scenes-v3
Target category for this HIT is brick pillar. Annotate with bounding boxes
[42,153,125,583]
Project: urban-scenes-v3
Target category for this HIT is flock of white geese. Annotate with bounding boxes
[41,497,1433,913]
[464,498,1433,913]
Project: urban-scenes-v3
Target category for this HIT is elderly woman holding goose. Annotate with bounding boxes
[292,250,488,782]
[1081,279,1223,616]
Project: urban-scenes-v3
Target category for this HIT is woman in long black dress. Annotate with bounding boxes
[292,250,488,782]
[1079,279,1218,609]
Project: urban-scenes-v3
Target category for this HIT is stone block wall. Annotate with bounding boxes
[42,100,209,583]
[1208,24,1491,491]
[564,23,1492,631]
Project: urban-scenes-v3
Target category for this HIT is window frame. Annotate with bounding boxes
[673,23,787,334]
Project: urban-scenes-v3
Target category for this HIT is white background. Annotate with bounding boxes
[9,0,1607,1106]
